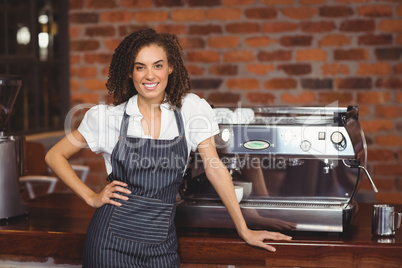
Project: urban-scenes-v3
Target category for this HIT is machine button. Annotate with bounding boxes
[318,132,326,140]
[331,131,344,144]
[300,140,311,152]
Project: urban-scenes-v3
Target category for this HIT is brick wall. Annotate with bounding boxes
[68,0,402,203]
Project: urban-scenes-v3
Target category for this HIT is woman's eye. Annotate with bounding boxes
[135,66,144,71]
[155,64,163,69]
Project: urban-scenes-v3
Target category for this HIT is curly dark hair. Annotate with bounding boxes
[106,28,191,109]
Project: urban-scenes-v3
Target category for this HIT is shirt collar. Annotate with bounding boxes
[125,94,171,117]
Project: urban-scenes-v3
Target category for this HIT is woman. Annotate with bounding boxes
[46,28,291,267]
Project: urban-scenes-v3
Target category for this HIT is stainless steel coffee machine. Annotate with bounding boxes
[176,106,377,233]
[0,75,27,220]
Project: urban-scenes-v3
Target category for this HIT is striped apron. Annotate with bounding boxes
[83,107,188,267]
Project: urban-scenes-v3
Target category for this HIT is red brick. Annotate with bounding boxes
[357,5,393,17]
[278,64,312,75]
[100,12,134,22]
[155,25,187,35]
[71,93,100,105]
[261,0,294,4]
[280,35,312,46]
[188,0,220,6]
[281,91,316,104]
[397,34,402,45]
[337,77,372,89]
[208,36,239,48]
[356,92,390,104]
[376,192,402,205]
[319,6,353,17]
[101,66,109,77]
[334,49,368,60]
[336,0,370,3]
[300,0,326,4]
[246,64,275,75]
[319,34,351,46]
[122,0,153,8]
[87,0,117,8]
[257,50,292,61]
[358,34,393,45]
[245,36,277,47]
[85,26,115,37]
[374,164,402,175]
[321,63,350,75]
[207,92,241,105]
[396,63,402,74]
[84,53,113,64]
[71,67,97,78]
[191,79,222,90]
[189,25,222,35]
[171,9,206,22]
[227,78,260,90]
[83,79,107,91]
[247,92,276,104]
[301,21,335,32]
[179,38,205,49]
[118,25,149,36]
[340,19,375,32]
[69,13,98,23]
[222,0,257,6]
[360,120,394,133]
[209,65,238,75]
[223,50,254,62]
[207,8,242,20]
[376,105,402,119]
[69,26,81,38]
[378,19,402,32]
[301,78,332,89]
[70,40,100,51]
[135,11,169,22]
[104,39,121,51]
[319,92,354,105]
[187,51,220,62]
[264,78,297,90]
[376,77,402,89]
[375,47,402,60]
[70,79,80,91]
[69,0,84,9]
[356,63,392,75]
[186,65,205,75]
[226,22,260,33]
[282,7,317,19]
[296,49,326,61]
[398,5,402,17]
[245,7,277,19]
[395,92,402,103]
[262,22,298,33]
[70,55,81,65]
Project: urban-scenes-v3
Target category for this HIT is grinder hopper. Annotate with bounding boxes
[0,75,28,220]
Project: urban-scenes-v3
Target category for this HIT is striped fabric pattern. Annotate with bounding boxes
[83,108,188,267]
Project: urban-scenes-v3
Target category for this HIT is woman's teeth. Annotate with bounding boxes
[144,83,158,89]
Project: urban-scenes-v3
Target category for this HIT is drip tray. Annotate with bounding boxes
[176,198,357,233]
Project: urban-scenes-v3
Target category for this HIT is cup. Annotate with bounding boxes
[234,185,243,203]
[233,181,252,199]
[372,204,402,237]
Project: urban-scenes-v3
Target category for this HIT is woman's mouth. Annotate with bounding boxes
[143,82,159,90]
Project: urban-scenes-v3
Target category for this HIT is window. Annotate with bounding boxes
[0,0,69,135]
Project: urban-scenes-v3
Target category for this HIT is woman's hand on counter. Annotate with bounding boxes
[86,180,132,208]
[241,229,292,252]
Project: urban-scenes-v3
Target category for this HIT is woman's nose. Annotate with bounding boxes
[145,68,155,79]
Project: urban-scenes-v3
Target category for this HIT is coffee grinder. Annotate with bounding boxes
[0,75,28,220]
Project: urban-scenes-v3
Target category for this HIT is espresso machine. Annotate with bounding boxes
[176,106,377,233]
[0,75,28,220]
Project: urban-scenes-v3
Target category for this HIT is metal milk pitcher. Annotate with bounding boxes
[372,204,402,236]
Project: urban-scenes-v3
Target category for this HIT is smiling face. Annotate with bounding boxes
[132,44,173,105]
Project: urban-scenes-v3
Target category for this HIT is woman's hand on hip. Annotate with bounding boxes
[241,228,292,252]
[87,180,132,208]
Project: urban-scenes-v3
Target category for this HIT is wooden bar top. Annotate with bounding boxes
[1,194,401,267]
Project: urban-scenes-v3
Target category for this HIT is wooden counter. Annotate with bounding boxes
[1,194,401,267]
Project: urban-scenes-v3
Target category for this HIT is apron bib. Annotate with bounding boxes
[83,107,188,268]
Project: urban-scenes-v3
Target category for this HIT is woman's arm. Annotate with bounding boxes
[197,137,292,252]
[45,130,131,208]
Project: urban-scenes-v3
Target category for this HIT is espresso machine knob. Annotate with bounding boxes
[331,131,346,151]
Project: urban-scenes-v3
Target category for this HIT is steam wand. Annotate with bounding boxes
[342,159,378,193]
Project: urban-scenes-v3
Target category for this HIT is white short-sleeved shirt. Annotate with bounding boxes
[78,93,220,174]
